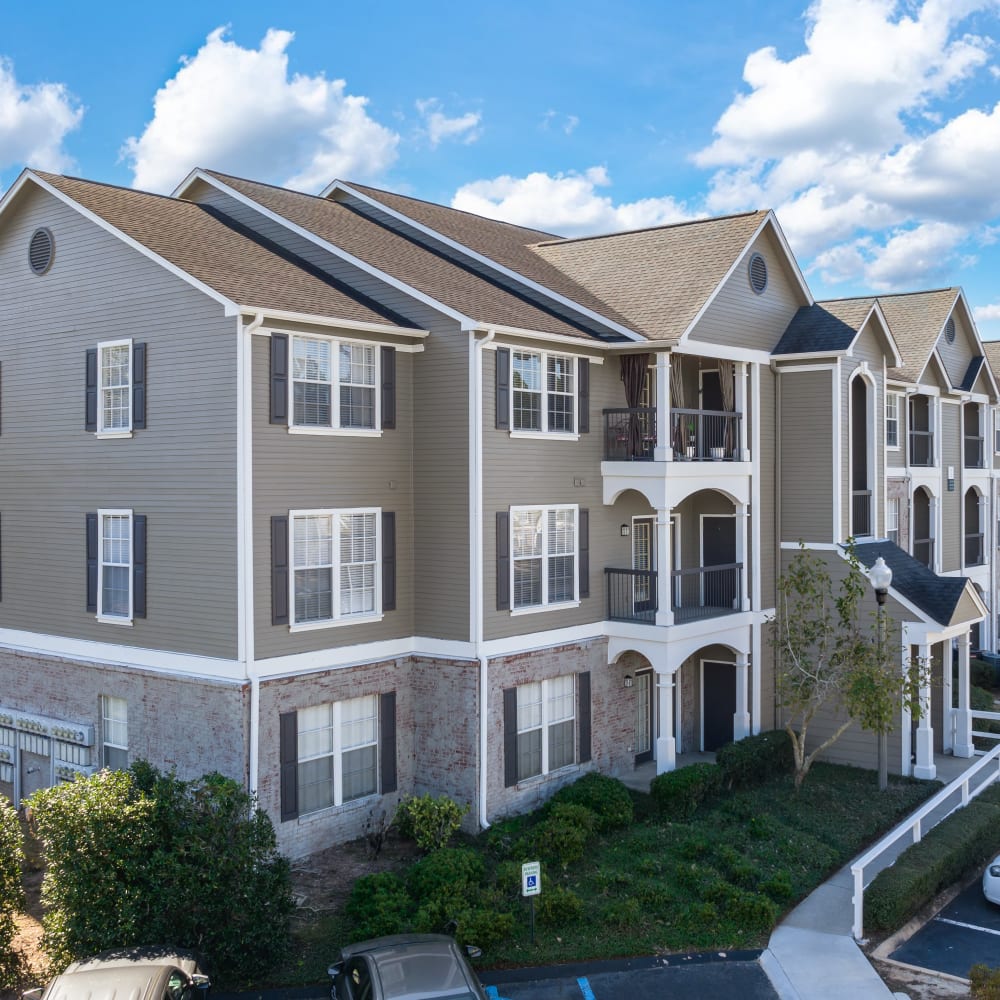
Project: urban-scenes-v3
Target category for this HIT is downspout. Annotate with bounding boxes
[471,327,495,829]
[772,361,782,728]
[242,311,265,796]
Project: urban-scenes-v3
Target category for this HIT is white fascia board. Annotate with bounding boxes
[188,171,474,327]
[470,322,617,353]
[170,167,205,198]
[845,302,904,369]
[675,340,772,364]
[326,180,644,343]
[14,171,238,315]
[957,289,1000,400]
[238,306,428,338]
[771,350,846,363]
[773,363,838,374]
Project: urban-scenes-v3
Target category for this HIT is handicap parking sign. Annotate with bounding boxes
[521,860,541,897]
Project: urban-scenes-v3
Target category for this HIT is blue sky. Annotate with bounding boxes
[4,0,1000,337]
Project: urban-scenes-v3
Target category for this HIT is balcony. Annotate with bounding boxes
[965,532,985,567]
[913,537,935,569]
[909,430,934,467]
[605,564,743,625]
[603,407,743,462]
[965,435,985,470]
[851,490,872,537]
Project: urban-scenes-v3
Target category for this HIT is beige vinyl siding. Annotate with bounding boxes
[937,308,975,389]
[919,359,947,391]
[840,357,883,540]
[757,366,777,605]
[0,185,239,658]
[940,402,962,573]
[688,229,804,353]
[779,370,834,544]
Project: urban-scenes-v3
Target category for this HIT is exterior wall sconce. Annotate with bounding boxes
[623,674,634,688]
[620,524,630,537]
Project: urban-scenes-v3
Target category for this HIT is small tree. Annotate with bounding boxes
[0,798,27,993]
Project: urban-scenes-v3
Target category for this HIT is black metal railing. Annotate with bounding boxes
[670,408,742,462]
[913,537,934,568]
[965,435,985,469]
[671,563,743,622]
[851,490,872,537]
[605,568,658,623]
[603,408,656,461]
[910,430,934,466]
[966,532,985,567]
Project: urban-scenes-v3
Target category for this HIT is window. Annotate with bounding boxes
[516,676,576,781]
[511,506,577,609]
[101,695,128,770]
[290,509,379,627]
[99,510,132,620]
[995,412,1000,454]
[512,350,576,433]
[886,394,900,449]
[86,341,145,436]
[291,335,377,431]
[886,498,899,545]
[296,695,378,814]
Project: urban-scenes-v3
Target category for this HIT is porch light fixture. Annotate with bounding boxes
[870,556,892,605]
[869,554,893,792]
[623,674,634,688]
[620,524,630,537]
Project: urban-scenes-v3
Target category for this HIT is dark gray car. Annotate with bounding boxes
[328,934,486,1000]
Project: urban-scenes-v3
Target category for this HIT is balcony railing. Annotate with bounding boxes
[966,532,985,567]
[913,537,934,569]
[603,408,656,462]
[672,564,743,623]
[910,430,934,466]
[605,568,657,623]
[851,490,872,537]
[602,407,744,462]
[965,436,985,469]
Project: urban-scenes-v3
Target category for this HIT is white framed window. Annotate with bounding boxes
[98,339,132,435]
[886,498,899,545]
[511,505,577,611]
[511,350,576,435]
[290,509,380,629]
[101,695,128,770]
[290,334,378,432]
[98,509,132,622]
[297,695,378,814]
[886,393,900,449]
[516,675,576,781]
[994,411,1000,454]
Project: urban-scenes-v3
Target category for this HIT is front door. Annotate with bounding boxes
[632,518,655,618]
[702,661,737,752]
[634,671,653,764]
[701,516,737,610]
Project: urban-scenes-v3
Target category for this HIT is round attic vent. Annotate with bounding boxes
[28,227,54,275]
[748,252,768,295]
[944,317,956,344]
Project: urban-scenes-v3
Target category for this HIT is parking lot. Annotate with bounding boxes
[890,880,1000,979]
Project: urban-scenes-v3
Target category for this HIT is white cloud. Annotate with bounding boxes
[975,302,1000,321]
[122,27,398,193]
[0,57,82,176]
[541,110,580,135]
[451,167,691,237]
[415,98,482,147]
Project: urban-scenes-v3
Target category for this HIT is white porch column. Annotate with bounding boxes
[734,654,751,740]
[654,507,674,627]
[736,362,749,461]
[654,352,672,462]
[736,505,750,612]
[954,632,975,758]
[913,641,936,780]
[656,672,677,774]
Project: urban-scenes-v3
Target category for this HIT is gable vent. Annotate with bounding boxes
[748,252,768,295]
[944,317,956,344]
[28,228,54,275]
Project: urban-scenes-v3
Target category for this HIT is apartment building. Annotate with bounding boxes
[0,167,989,856]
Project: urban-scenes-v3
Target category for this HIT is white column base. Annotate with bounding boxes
[733,712,750,741]
[953,708,975,758]
[913,726,936,780]
[656,736,676,774]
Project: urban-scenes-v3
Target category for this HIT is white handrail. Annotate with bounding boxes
[850,744,1000,941]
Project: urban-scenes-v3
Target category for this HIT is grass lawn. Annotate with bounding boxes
[276,763,936,985]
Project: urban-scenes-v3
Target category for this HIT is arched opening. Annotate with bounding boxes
[964,402,984,469]
[965,488,984,567]
[913,487,933,568]
[850,375,873,537]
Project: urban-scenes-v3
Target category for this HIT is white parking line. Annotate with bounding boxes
[935,916,1000,937]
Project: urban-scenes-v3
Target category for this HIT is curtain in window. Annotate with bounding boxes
[620,353,649,458]
[669,355,685,453]
[718,359,735,455]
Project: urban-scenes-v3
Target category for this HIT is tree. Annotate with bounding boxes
[771,543,924,790]
[0,798,27,993]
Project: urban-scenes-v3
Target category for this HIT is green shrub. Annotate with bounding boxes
[345,872,414,940]
[716,730,793,789]
[761,870,794,903]
[536,884,584,926]
[396,793,470,852]
[449,902,516,949]
[650,763,722,820]
[601,897,642,928]
[408,847,484,902]
[529,805,594,867]
[971,964,1000,999]
[972,658,997,691]
[484,815,531,860]
[865,798,1000,932]
[0,798,27,993]
[725,889,779,934]
[546,801,598,834]
[549,773,633,830]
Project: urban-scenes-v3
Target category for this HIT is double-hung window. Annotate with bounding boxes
[296,695,378,814]
[98,510,132,621]
[886,498,899,545]
[290,509,379,628]
[511,505,577,610]
[99,340,132,433]
[101,695,128,770]
[512,350,576,434]
[291,335,377,431]
[885,393,900,450]
[516,675,576,781]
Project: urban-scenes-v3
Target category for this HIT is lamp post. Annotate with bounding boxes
[869,556,893,791]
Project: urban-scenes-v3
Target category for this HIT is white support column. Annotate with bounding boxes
[913,641,936,780]
[737,362,749,461]
[655,508,674,627]
[656,672,677,774]
[900,633,913,776]
[941,647,953,754]
[654,353,672,462]
[736,505,751,612]
[954,632,975,758]
[734,654,750,740]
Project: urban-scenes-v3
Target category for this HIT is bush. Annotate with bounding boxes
[865,798,1000,932]
[345,872,413,940]
[716,730,793,789]
[549,773,633,830]
[28,764,293,986]
[0,798,27,993]
[396,793,470,852]
[545,801,598,834]
[971,964,1000,999]
[650,763,722,820]
[536,885,584,926]
[407,847,484,903]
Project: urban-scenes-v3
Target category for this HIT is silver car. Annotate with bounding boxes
[984,855,1000,905]
[328,934,486,1000]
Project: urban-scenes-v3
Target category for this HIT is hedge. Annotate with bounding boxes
[650,762,722,820]
[716,729,794,789]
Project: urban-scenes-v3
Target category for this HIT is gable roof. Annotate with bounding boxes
[958,356,986,393]
[876,288,960,383]
[773,298,875,356]
[984,341,1000,384]
[20,171,416,331]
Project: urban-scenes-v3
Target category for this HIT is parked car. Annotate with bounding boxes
[24,946,211,1000]
[328,934,486,1000]
[984,855,1000,905]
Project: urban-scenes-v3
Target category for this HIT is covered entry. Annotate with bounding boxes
[702,660,737,751]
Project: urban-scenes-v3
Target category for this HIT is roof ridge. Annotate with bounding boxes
[35,171,191,206]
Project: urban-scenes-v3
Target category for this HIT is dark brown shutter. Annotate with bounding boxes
[496,511,510,610]
[578,509,590,599]
[503,687,518,787]
[382,511,396,612]
[271,516,289,625]
[380,692,397,794]
[86,512,98,612]
[85,349,97,431]
[279,711,298,821]
[132,343,147,430]
[380,346,396,430]
[132,515,147,619]
[578,672,591,763]
[578,358,590,433]
[270,334,288,425]
[495,347,510,430]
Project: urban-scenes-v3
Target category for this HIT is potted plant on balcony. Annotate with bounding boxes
[685,419,696,459]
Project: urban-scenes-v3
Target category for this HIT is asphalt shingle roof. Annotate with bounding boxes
[983,342,1000,384]
[876,289,959,383]
[959,356,986,393]
[773,298,876,356]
